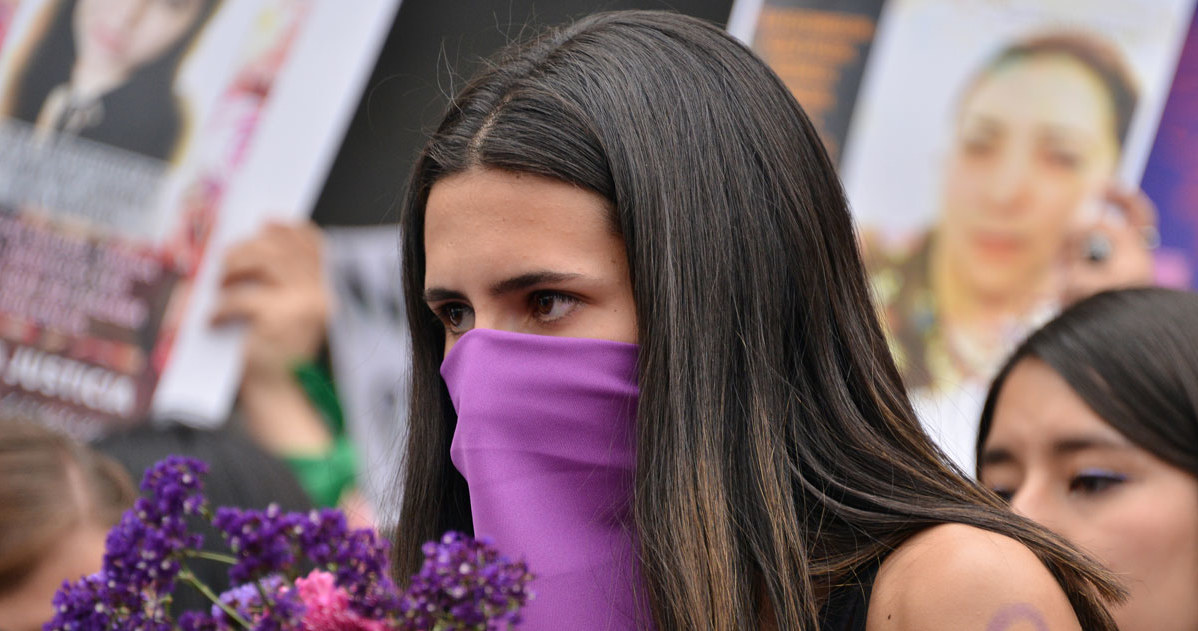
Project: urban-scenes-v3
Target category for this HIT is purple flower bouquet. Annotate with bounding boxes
[46,456,533,630]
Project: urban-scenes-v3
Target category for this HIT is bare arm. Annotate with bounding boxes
[868,524,1082,631]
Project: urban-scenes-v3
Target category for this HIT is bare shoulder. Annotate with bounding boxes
[866,523,1080,631]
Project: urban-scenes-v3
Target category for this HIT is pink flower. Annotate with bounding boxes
[292,570,390,631]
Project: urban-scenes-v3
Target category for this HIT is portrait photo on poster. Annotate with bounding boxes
[726,0,1195,469]
[0,0,400,437]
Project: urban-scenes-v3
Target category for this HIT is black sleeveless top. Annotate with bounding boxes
[818,562,881,631]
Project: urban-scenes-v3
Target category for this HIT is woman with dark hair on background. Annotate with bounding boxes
[978,287,1198,631]
[0,418,135,631]
[395,10,1121,630]
[868,30,1157,469]
[2,0,222,161]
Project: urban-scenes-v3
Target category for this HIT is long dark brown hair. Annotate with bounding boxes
[977,287,1198,477]
[395,11,1121,629]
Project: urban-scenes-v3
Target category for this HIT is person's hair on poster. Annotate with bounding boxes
[1,0,223,163]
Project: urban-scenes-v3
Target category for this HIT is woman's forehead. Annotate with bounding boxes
[961,55,1119,140]
[990,360,1128,447]
[422,168,623,287]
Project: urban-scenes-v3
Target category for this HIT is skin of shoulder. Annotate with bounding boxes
[866,523,1081,631]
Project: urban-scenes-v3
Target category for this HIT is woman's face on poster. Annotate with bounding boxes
[72,0,207,79]
[939,54,1121,299]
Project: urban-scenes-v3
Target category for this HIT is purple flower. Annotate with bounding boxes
[176,576,305,631]
[237,578,305,631]
[212,504,402,619]
[45,457,210,631]
[43,570,174,631]
[47,456,534,631]
[298,509,400,618]
[122,610,174,631]
[213,577,281,622]
[177,611,225,631]
[44,573,114,631]
[99,457,208,599]
[213,504,304,584]
[244,587,305,631]
[328,528,401,618]
[399,532,534,631]
[103,506,201,596]
[139,456,209,521]
[296,508,348,566]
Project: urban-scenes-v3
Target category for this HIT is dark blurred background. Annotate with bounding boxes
[310,0,733,226]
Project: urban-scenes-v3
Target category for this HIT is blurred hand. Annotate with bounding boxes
[212,221,332,385]
[212,220,334,456]
[1061,186,1158,305]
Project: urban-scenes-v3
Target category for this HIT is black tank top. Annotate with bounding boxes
[818,562,881,631]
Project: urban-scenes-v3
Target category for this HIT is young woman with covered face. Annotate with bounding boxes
[978,288,1198,631]
[395,11,1121,630]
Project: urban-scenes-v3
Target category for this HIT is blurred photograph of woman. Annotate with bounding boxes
[977,287,1198,631]
[1,0,222,162]
[866,31,1157,467]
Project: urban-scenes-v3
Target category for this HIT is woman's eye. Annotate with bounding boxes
[958,128,999,158]
[1068,470,1127,496]
[436,303,474,333]
[1045,150,1082,170]
[961,137,995,157]
[530,291,579,323]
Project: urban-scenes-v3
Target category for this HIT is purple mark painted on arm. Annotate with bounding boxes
[986,603,1050,631]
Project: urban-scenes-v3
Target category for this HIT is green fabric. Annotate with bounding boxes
[284,434,358,508]
[283,360,358,507]
[292,360,346,433]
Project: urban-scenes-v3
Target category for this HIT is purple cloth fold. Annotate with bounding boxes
[442,328,648,629]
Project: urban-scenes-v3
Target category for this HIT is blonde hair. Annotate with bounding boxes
[0,418,135,592]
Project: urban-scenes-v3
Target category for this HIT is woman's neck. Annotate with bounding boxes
[929,238,1050,341]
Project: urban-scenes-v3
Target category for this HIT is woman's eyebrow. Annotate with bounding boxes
[980,446,1015,467]
[981,435,1133,466]
[423,287,466,303]
[423,271,587,304]
[960,115,1002,134]
[1039,125,1097,147]
[1051,435,1132,456]
[489,271,585,296]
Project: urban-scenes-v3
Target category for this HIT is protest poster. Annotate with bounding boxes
[0,0,400,438]
[730,0,1197,468]
[1142,11,1198,290]
[728,0,886,162]
[324,225,410,530]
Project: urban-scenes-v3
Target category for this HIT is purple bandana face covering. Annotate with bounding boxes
[441,328,647,629]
